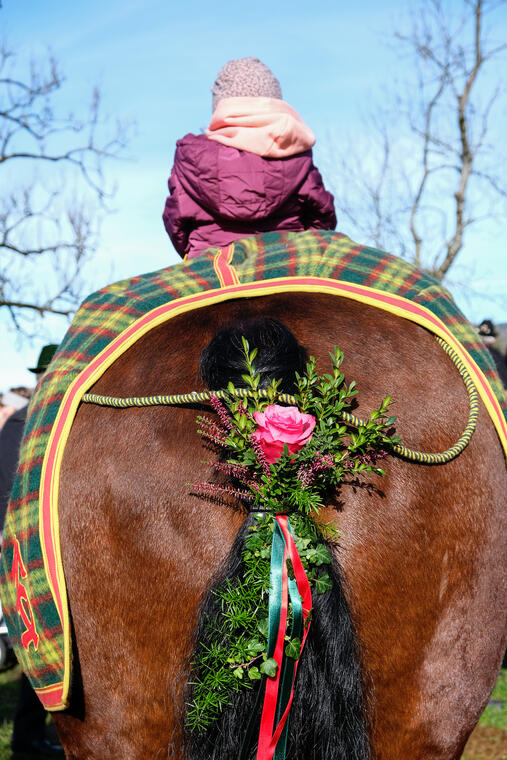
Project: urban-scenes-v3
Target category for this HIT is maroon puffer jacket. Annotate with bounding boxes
[162,133,336,259]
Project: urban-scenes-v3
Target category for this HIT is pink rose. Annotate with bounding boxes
[252,404,316,464]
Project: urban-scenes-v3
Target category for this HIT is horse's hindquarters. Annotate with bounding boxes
[55,293,506,760]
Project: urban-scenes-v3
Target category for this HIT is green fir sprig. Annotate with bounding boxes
[187,340,398,733]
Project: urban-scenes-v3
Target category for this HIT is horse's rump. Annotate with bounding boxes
[53,292,506,760]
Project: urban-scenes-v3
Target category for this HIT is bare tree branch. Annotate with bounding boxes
[0,299,74,316]
[0,42,130,334]
[325,0,507,285]
[409,63,449,266]
[436,0,485,278]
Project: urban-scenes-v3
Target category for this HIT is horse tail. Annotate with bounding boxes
[182,318,371,760]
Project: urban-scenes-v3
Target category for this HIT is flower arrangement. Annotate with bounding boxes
[187,339,399,745]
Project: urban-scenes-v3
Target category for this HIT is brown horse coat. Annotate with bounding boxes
[54,293,506,760]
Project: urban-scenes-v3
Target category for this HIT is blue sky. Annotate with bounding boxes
[1,0,506,391]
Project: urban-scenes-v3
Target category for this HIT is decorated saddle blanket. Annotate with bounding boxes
[1,230,506,710]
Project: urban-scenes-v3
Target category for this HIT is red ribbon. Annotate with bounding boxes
[256,515,312,760]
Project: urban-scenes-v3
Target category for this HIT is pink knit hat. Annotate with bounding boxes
[211,57,282,112]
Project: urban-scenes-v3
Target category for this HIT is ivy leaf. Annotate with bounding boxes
[285,638,301,660]
[245,534,264,551]
[295,536,311,551]
[260,658,278,677]
[257,618,269,638]
[233,667,244,679]
[306,544,331,566]
[248,666,262,680]
[247,637,265,654]
[315,571,333,594]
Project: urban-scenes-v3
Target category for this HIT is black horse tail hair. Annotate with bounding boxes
[182,318,371,760]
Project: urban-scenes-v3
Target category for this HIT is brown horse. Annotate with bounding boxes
[52,292,506,760]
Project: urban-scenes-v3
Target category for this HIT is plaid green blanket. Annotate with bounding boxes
[1,230,505,710]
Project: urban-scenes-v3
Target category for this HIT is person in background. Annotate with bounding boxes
[0,389,31,431]
[163,57,336,259]
[478,319,507,388]
[0,344,64,758]
[0,403,14,430]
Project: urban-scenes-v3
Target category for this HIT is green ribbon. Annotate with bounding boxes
[267,517,304,760]
[238,516,305,760]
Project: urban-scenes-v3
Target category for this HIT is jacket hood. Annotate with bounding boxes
[172,133,315,222]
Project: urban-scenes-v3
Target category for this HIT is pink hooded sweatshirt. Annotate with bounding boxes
[163,97,336,259]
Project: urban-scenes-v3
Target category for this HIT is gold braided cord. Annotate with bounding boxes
[82,337,479,465]
[83,388,297,407]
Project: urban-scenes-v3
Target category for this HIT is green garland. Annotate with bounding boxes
[187,341,399,733]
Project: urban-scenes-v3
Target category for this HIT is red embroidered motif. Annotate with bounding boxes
[12,539,39,651]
